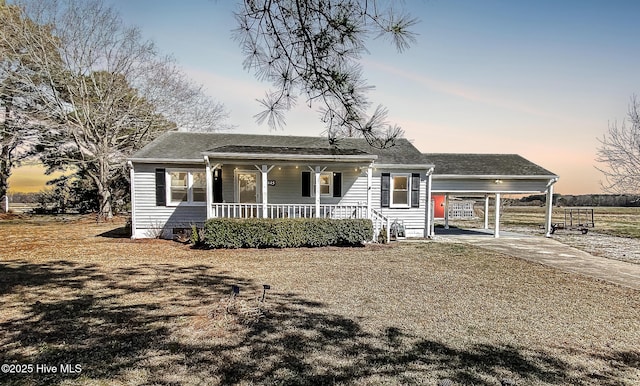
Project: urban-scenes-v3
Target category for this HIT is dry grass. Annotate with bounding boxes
[500,206,640,239]
[1,216,639,385]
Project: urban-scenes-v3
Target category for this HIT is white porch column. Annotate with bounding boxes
[444,194,450,229]
[314,166,321,218]
[484,194,490,229]
[257,165,275,218]
[545,179,558,237]
[425,168,433,237]
[494,193,501,238]
[366,165,373,219]
[205,157,213,219]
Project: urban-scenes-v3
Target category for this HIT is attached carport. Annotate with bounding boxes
[424,153,559,238]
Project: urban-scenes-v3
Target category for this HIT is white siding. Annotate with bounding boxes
[371,170,428,237]
[132,163,207,238]
[132,162,374,238]
[133,162,429,238]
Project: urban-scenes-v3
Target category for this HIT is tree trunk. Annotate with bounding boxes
[97,186,113,222]
[93,158,113,222]
[1,104,12,209]
[0,157,8,212]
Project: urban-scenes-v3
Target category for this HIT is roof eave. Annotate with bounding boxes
[129,158,204,164]
[433,174,559,179]
[373,163,435,170]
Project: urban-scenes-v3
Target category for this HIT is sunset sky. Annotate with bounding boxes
[9,0,640,194]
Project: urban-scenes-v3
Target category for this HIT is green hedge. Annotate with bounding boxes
[201,218,373,249]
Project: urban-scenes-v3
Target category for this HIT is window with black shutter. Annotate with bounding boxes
[213,168,223,203]
[333,172,342,197]
[301,171,311,197]
[381,173,390,207]
[155,168,166,206]
[411,173,420,208]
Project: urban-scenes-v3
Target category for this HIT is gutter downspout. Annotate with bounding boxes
[545,177,559,237]
[366,164,373,219]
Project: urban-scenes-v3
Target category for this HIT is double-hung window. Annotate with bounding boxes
[382,173,419,208]
[391,173,410,208]
[314,172,333,196]
[302,171,342,197]
[167,170,206,205]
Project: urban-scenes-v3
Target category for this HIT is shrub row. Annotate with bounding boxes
[200,218,373,249]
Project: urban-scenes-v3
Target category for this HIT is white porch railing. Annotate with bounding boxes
[370,208,390,243]
[211,203,368,219]
[211,203,390,242]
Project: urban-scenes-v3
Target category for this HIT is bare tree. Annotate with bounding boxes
[144,62,232,132]
[596,96,640,194]
[3,0,229,220]
[0,0,45,205]
[234,0,418,148]
[0,71,34,207]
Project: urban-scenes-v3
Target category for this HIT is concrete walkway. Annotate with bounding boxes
[431,229,640,291]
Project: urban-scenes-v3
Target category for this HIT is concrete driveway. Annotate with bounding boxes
[430,229,640,291]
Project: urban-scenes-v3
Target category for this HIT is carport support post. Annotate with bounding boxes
[545,181,555,237]
[483,195,490,229]
[444,194,450,229]
[425,168,433,237]
[494,193,501,238]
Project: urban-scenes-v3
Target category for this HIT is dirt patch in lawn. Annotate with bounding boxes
[1,217,639,385]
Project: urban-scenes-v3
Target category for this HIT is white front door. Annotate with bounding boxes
[236,171,259,203]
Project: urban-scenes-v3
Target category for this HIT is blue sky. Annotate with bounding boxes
[99,1,640,194]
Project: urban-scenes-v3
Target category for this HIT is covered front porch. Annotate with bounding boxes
[200,146,392,240]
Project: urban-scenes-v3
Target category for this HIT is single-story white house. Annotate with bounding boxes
[127,132,558,240]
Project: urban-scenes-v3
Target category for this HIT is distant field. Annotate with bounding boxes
[504,206,640,239]
[3,203,38,214]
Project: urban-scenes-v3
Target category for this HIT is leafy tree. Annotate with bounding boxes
[3,0,229,220]
[596,96,640,194]
[234,0,418,147]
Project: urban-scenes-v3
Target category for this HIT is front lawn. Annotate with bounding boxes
[1,217,639,385]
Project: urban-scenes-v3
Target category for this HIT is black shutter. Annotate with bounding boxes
[411,173,420,208]
[333,172,342,197]
[213,168,223,203]
[381,173,390,208]
[155,168,166,206]
[301,171,311,197]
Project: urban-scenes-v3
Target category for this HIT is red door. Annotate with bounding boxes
[433,195,446,218]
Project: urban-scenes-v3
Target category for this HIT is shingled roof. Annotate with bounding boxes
[424,153,556,177]
[207,144,372,156]
[131,132,431,165]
